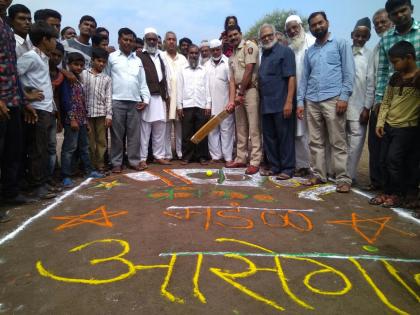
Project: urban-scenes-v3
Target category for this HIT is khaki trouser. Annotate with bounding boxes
[88,117,106,169]
[306,97,351,184]
[234,88,262,167]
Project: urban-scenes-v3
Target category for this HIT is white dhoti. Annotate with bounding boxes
[346,120,367,181]
[140,95,167,161]
[295,117,311,169]
[208,113,234,161]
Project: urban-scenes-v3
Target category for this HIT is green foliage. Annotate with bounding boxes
[245,9,308,40]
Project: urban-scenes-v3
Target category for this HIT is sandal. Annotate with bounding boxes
[276,173,291,180]
[369,194,388,205]
[336,182,351,193]
[303,177,323,186]
[382,195,401,208]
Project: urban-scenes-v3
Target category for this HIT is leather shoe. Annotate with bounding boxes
[180,159,189,165]
[245,165,259,175]
[155,158,172,165]
[225,161,247,168]
[112,166,122,173]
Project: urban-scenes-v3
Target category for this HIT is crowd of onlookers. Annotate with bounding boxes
[0,0,419,223]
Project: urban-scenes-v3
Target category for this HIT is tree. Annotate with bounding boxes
[245,9,308,40]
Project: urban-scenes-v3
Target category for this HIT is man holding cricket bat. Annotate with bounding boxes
[225,25,262,175]
[205,39,234,164]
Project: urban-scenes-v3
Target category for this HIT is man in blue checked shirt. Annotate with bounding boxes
[297,11,355,193]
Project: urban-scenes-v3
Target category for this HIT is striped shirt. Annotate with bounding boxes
[375,19,420,103]
[80,69,112,119]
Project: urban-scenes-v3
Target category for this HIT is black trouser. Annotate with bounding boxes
[0,107,23,198]
[380,124,419,196]
[262,112,295,175]
[368,110,382,187]
[181,107,209,162]
[25,109,53,188]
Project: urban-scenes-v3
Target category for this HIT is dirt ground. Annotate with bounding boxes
[0,145,419,315]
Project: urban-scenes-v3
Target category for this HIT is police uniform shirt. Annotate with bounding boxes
[229,39,259,85]
[259,42,296,114]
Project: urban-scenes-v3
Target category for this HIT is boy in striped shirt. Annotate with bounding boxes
[80,48,112,171]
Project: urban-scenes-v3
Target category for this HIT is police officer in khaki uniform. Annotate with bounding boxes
[225,25,262,175]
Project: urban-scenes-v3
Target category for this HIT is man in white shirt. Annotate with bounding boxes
[7,4,32,59]
[346,17,374,183]
[205,39,234,163]
[162,31,188,160]
[285,14,315,177]
[17,21,57,199]
[177,44,210,165]
[138,27,171,168]
[107,28,150,173]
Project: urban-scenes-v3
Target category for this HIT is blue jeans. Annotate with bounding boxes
[61,124,93,177]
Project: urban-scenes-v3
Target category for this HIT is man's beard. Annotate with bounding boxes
[353,46,362,54]
[262,38,277,50]
[312,29,328,40]
[145,42,158,55]
[189,58,198,69]
[200,57,210,65]
[288,29,306,52]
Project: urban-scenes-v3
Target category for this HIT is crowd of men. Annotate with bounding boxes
[0,0,419,223]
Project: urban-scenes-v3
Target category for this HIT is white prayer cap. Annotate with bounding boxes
[209,39,222,49]
[285,15,303,29]
[200,40,210,48]
[144,27,157,35]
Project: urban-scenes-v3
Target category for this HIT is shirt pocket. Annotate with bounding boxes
[326,50,340,65]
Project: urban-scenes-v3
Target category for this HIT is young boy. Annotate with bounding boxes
[60,52,104,187]
[80,48,112,171]
[370,41,420,207]
[17,21,57,200]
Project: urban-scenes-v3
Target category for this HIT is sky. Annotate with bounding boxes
[15,0,420,48]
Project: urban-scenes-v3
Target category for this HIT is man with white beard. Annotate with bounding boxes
[137,27,171,169]
[199,40,211,66]
[205,39,234,164]
[285,15,315,177]
[258,24,296,179]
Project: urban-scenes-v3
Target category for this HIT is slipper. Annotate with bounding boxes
[382,195,401,208]
[303,177,323,186]
[336,182,351,193]
[276,173,291,180]
[369,194,388,205]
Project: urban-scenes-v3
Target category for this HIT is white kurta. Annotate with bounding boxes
[162,52,188,119]
[141,52,168,123]
[292,33,315,169]
[294,33,316,137]
[346,46,374,181]
[205,56,234,161]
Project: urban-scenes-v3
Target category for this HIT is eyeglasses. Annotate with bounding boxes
[260,33,274,40]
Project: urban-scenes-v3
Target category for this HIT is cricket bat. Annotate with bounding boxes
[190,110,231,144]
